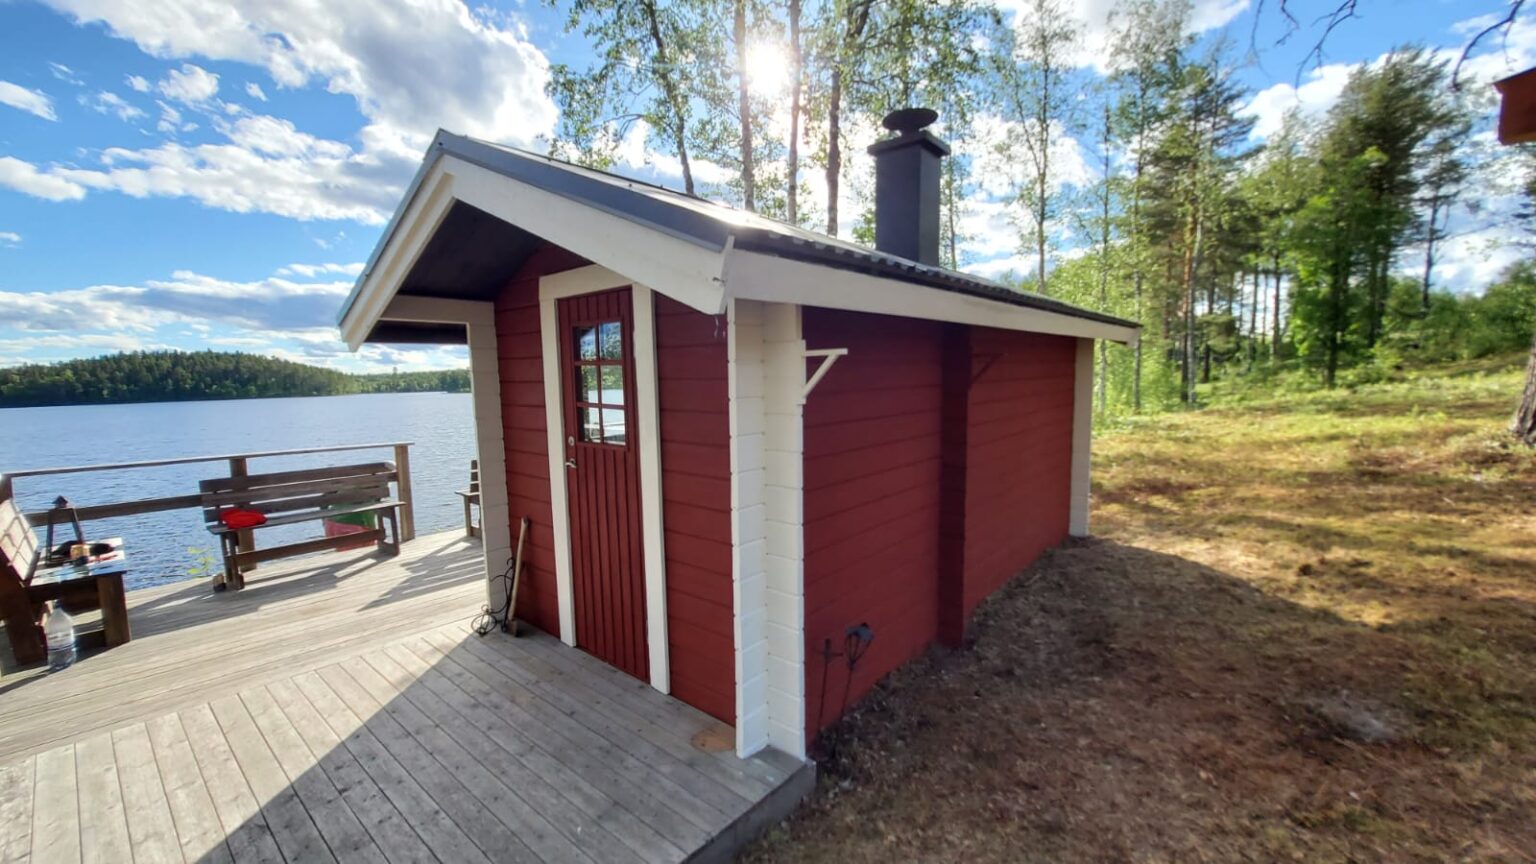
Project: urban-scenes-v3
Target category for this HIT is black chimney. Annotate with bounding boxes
[867,107,950,266]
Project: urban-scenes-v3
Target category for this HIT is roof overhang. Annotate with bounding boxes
[340,133,1139,349]
[339,144,731,349]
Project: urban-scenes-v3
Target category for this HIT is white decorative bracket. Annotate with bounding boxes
[802,348,848,402]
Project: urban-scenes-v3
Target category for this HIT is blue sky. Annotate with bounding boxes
[0,0,1529,371]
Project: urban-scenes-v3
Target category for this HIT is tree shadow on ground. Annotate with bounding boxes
[747,538,1536,863]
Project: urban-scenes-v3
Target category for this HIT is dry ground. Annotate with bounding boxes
[745,361,1536,863]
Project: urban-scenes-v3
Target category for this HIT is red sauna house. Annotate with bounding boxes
[338,111,1139,764]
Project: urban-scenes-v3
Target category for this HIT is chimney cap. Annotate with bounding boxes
[882,107,938,135]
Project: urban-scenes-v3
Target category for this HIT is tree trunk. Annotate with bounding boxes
[786,0,801,224]
[734,0,755,211]
[825,64,842,236]
[1326,261,1345,389]
[1181,206,1202,407]
[1271,254,1283,360]
[1421,197,1441,315]
[823,1,871,238]
[1247,270,1258,370]
[640,0,693,195]
[1515,330,1536,447]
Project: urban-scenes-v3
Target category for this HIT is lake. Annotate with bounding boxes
[0,393,475,591]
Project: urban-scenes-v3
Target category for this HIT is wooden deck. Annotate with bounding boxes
[0,530,810,863]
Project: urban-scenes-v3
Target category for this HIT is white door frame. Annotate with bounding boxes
[539,265,671,693]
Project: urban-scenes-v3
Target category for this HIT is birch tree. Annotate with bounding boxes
[994,0,1081,294]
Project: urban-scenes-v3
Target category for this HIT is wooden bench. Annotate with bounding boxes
[1,475,131,665]
[200,462,404,590]
[456,459,480,538]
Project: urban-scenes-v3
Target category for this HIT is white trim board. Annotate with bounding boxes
[538,266,671,693]
[1069,337,1094,537]
[377,296,513,615]
[722,249,1139,346]
[729,299,808,759]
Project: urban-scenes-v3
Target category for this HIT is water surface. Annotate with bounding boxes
[0,393,475,590]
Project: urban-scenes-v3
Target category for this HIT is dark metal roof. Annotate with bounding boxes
[347,130,1139,337]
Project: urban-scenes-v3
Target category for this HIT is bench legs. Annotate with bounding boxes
[382,509,402,556]
[219,533,244,591]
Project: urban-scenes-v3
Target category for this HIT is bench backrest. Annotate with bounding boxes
[199,462,399,525]
[468,459,479,494]
[0,474,40,586]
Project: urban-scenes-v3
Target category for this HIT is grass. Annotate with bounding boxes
[745,355,1536,863]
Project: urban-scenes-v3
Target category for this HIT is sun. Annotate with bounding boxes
[745,42,790,98]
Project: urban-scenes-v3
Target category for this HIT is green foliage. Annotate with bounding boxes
[0,351,469,409]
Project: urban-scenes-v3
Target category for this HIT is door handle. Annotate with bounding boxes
[564,458,577,469]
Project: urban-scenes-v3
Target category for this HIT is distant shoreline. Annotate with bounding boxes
[0,350,469,409]
[0,389,469,410]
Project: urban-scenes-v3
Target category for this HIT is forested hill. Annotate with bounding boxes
[0,351,470,408]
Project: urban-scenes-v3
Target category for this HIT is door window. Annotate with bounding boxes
[572,322,627,444]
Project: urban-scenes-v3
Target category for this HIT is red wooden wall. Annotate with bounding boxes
[654,296,735,723]
[802,310,1078,738]
[493,245,587,637]
[961,327,1076,617]
[802,308,945,735]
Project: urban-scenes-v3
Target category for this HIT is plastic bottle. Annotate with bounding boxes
[45,602,75,672]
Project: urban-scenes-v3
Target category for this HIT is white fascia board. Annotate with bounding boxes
[444,157,728,316]
[340,163,456,350]
[722,249,1140,346]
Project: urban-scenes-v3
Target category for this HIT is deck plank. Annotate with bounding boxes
[351,652,642,864]
[30,745,79,864]
[0,756,35,864]
[364,648,684,864]
[417,630,751,814]
[264,678,436,864]
[111,724,185,863]
[399,633,719,844]
[178,703,286,864]
[209,694,336,864]
[146,713,235,864]
[290,669,491,864]
[73,733,131,864]
[0,530,808,864]
[311,664,539,863]
[238,686,386,864]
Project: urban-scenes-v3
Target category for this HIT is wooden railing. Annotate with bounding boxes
[5,442,416,563]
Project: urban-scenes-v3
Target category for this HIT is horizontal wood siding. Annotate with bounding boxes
[494,245,588,638]
[962,327,1076,616]
[802,309,944,736]
[654,295,734,723]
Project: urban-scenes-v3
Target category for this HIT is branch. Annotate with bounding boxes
[1453,0,1528,90]
[1299,0,1361,78]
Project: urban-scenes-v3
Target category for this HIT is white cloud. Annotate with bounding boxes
[1241,63,1355,140]
[1444,13,1536,91]
[48,62,84,86]
[995,0,1251,70]
[0,156,87,201]
[0,232,20,247]
[40,0,556,158]
[82,90,146,122]
[22,1,555,226]
[0,81,58,121]
[124,74,150,93]
[157,63,219,104]
[275,262,365,277]
[0,267,353,335]
[3,108,399,222]
[244,81,266,101]
[611,120,734,186]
